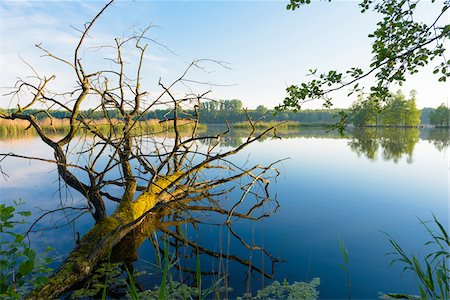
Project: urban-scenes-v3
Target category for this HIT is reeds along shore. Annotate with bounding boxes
[0,118,206,138]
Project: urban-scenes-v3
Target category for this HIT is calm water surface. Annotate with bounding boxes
[0,128,448,299]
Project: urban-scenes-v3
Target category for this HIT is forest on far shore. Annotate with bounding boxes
[1,91,448,128]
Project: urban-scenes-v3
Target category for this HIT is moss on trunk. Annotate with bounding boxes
[28,173,182,299]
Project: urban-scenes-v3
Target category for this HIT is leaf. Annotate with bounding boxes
[23,247,36,260]
[14,234,25,243]
[432,214,449,244]
[18,260,34,276]
[338,238,348,264]
[18,211,31,217]
[0,206,15,221]
[125,267,139,300]
[442,24,450,34]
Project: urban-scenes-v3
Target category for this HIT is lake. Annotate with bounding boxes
[1,127,448,299]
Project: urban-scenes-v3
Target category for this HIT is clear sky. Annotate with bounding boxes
[1,0,448,109]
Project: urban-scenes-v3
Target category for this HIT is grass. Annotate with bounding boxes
[125,267,139,300]
[0,118,65,138]
[196,250,202,300]
[385,214,449,299]
[0,118,206,139]
[158,237,170,300]
[338,237,352,300]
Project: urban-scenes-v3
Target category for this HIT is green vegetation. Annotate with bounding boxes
[70,261,122,299]
[2,97,447,137]
[197,99,344,125]
[4,199,448,299]
[385,215,449,299]
[0,202,53,299]
[96,272,320,300]
[0,199,318,300]
[420,103,450,128]
[429,104,450,127]
[279,0,448,118]
[338,237,351,300]
[0,101,343,126]
[1,0,448,298]
[0,118,205,139]
[3,100,446,137]
[61,227,320,299]
[380,91,421,127]
[238,279,320,300]
[350,91,421,127]
[350,96,381,127]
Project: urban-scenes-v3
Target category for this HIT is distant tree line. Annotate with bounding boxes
[0,97,448,127]
[195,100,343,124]
[0,100,344,125]
[425,104,450,127]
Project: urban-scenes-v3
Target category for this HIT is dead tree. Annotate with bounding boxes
[0,1,281,298]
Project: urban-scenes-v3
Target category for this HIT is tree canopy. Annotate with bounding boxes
[278,0,449,117]
[351,90,421,127]
[429,103,450,127]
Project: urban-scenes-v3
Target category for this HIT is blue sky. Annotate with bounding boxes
[1,1,448,109]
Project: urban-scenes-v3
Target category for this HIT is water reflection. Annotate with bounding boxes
[348,128,421,163]
[198,126,347,148]
[0,129,282,299]
[0,127,448,298]
[421,129,450,152]
[198,127,448,161]
[2,125,448,157]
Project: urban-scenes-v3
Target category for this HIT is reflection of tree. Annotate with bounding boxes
[348,128,380,160]
[348,128,420,163]
[379,129,419,163]
[426,129,450,152]
[199,126,346,148]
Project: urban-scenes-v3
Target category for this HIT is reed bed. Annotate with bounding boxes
[0,118,206,139]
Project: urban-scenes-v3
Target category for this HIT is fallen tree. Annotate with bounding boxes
[0,1,281,298]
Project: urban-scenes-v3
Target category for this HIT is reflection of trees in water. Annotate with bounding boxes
[379,129,419,163]
[348,128,420,163]
[208,126,448,163]
[200,126,346,148]
[423,129,450,152]
[204,126,445,163]
[348,129,379,160]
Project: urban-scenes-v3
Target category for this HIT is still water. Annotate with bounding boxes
[0,128,448,299]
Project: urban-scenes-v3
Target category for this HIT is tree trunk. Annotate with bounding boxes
[27,174,181,299]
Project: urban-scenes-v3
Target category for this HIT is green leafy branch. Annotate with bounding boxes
[279,0,449,117]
